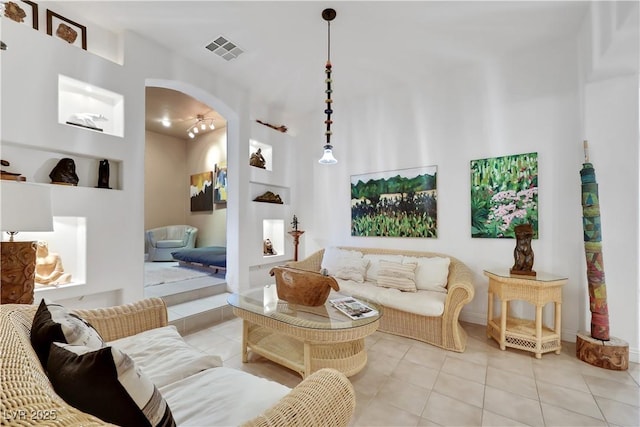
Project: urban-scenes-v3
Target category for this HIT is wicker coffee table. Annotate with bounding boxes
[227,287,380,378]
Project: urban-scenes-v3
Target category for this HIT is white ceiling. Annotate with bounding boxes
[60,1,591,134]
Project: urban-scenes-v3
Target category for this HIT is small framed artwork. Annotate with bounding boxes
[351,165,438,238]
[214,164,227,204]
[2,1,39,29]
[190,171,214,212]
[46,9,87,50]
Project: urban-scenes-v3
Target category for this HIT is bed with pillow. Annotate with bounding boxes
[287,246,474,352]
[171,245,226,273]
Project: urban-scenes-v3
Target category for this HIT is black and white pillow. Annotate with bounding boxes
[30,299,104,369]
[47,343,176,427]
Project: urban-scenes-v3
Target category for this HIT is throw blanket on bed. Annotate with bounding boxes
[171,246,227,268]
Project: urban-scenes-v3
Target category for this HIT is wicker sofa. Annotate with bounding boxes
[0,298,356,426]
[288,247,474,352]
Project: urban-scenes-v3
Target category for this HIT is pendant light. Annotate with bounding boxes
[319,8,338,165]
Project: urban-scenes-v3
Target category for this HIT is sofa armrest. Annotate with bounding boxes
[241,368,355,427]
[73,298,168,342]
[286,249,324,272]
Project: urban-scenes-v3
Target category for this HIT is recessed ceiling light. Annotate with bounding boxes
[161,118,171,127]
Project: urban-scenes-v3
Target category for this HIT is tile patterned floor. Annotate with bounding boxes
[183,319,640,426]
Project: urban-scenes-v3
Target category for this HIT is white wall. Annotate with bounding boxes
[296,29,638,361]
[1,16,254,304]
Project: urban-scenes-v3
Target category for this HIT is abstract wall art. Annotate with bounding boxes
[190,171,213,212]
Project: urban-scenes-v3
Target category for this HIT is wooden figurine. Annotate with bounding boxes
[510,224,536,276]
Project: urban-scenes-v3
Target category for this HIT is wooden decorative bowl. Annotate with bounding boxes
[269,266,340,307]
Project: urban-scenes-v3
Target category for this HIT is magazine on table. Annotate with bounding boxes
[330,296,378,320]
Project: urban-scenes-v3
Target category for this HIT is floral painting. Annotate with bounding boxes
[470,152,538,238]
[351,166,437,238]
[190,171,213,212]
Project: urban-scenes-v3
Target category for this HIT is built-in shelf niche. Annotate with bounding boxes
[249,139,273,172]
[18,216,88,292]
[263,219,284,258]
[58,75,124,137]
[0,142,121,190]
[250,182,289,205]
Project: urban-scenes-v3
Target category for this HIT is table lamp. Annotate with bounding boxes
[1,181,53,304]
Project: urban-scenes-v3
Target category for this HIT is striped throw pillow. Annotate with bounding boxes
[377,260,418,292]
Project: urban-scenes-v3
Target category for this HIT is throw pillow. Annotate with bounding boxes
[332,257,370,283]
[403,256,451,292]
[320,247,363,276]
[30,298,104,369]
[47,343,176,427]
[363,254,404,282]
[377,260,418,292]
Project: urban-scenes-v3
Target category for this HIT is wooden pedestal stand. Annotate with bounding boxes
[1,241,36,304]
[288,230,305,261]
[576,331,629,371]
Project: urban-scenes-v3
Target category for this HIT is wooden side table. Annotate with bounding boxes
[484,270,567,359]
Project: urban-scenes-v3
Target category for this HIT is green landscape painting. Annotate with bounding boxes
[470,152,538,238]
[351,166,437,238]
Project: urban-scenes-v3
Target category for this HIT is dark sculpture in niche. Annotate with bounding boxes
[253,191,283,204]
[96,159,111,189]
[49,158,79,186]
[510,223,536,276]
[249,148,266,169]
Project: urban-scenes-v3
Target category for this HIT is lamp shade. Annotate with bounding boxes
[1,181,53,233]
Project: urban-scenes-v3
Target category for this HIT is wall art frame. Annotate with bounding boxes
[190,171,214,212]
[470,152,538,239]
[46,9,87,50]
[351,165,438,238]
[214,164,227,204]
[2,1,39,29]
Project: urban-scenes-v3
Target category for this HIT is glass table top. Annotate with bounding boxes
[227,286,381,330]
[484,269,568,282]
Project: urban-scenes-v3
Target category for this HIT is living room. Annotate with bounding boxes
[1,1,638,426]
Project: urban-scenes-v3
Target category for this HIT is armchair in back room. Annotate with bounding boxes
[146,225,198,261]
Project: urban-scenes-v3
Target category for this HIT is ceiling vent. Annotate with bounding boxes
[205,36,244,61]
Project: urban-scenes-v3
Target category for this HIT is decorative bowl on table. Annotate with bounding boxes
[269,266,340,307]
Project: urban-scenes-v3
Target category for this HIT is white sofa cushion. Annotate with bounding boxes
[376,260,418,292]
[160,367,290,426]
[333,257,370,282]
[109,325,222,388]
[362,254,404,282]
[336,280,446,317]
[403,256,450,292]
[321,247,363,275]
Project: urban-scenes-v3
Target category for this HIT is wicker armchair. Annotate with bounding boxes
[0,299,355,427]
[288,247,475,352]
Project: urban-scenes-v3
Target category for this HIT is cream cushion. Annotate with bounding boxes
[403,256,450,292]
[363,254,404,282]
[321,247,364,276]
[161,367,290,426]
[376,260,418,292]
[333,257,370,282]
[109,325,222,388]
[334,281,446,317]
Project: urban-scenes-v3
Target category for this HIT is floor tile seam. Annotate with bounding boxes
[582,371,640,394]
[538,398,607,423]
[583,374,640,408]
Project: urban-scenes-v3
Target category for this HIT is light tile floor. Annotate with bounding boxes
[183,319,640,426]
